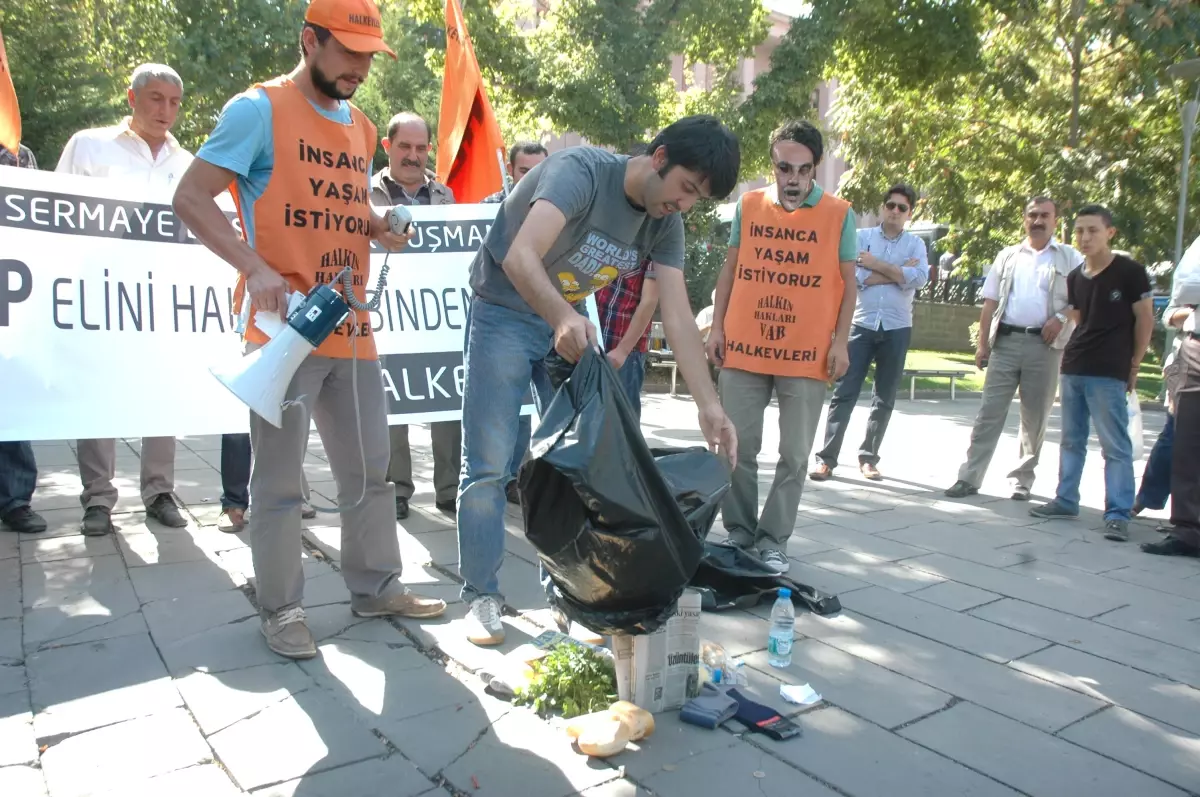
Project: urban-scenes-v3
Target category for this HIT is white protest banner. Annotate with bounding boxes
[0,168,596,441]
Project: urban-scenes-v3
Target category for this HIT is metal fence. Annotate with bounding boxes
[916,278,984,306]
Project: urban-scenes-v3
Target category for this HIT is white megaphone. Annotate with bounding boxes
[210,283,352,428]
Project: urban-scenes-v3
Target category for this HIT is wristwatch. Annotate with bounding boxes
[1054,312,1067,323]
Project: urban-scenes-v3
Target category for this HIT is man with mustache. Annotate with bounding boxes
[370,112,461,521]
[946,197,1081,501]
[173,0,447,660]
[706,120,859,574]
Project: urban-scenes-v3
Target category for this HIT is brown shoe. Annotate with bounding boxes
[809,463,833,481]
[351,588,447,619]
[860,463,882,481]
[216,508,246,533]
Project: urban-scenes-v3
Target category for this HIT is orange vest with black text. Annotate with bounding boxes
[723,188,850,379]
[232,77,378,360]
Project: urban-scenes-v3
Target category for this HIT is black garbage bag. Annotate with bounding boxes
[689,541,842,616]
[519,347,730,636]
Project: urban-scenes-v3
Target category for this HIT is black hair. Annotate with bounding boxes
[1075,204,1114,227]
[1026,195,1057,215]
[885,183,917,209]
[387,112,433,144]
[508,141,548,165]
[646,115,741,200]
[770,120,824,166]
[300,22,332,60]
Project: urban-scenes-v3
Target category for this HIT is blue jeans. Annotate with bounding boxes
[817,324,912,467]
[615,350,647,419]
[0,441,37,516]
[221,433,252,510]
[1055,374,1135,521]
[1135,411,1174,511]
[507,413,532,482]
[458,299,558,600]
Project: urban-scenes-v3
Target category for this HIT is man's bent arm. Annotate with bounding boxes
[502,200,576,327]
[711,247,738,331]
[657,267,719,406]
[1132,298,1154,365]
[173,160,269,277]
[834,260,857,342]
[615,277,660,356]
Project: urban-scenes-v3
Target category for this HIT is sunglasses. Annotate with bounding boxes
[884,201,910,213]
[774,161,814,177]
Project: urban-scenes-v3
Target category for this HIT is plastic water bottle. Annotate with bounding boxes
[767,588,795,668]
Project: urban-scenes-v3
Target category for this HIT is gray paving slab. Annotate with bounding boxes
[0,765,47,797]
[971,599,1200,688]
[129,559,243,602]
[908,580,1002,611]
[577,780,651,797]
[175,662,318,736]
[39,709,213,797]
[899,701,1187,797]
[879,522,1036,567]
[778,521,931,561]
[0,691,36,767]
[398,527,460,567]
[610,710,743,780]
[251,756,432,797]
[143,590,278,675]
[757,560,871,600]
[118,529,216,567]
[301,603,413,645]
[299,639,468,725]
[441,708,618,797]
[1000,538,1149,575]
[0,558,20,620]
[639,737,841,797]
[0,532,16,561]
[22,553,129,609]
[903,553,1128,617]
[20,534,118,564]
[0,618,19,663]
[839,586,1049,663]
[89,764,245,797]
[142,589,258,647]
[741,638,953,729]
[0,662,26,696]
[208,689,387,792]
[28,632,182,739]
[1008,645,1200,736]
[793,611,1105,732]
[390,601,546,675]
[696,609,770,657]
[1007,559,1200,618]
[812,505,942,534]
[798,549,946,593]
[750,705,1023,797]
[1099,565,1200,603]
[1093,604,1200,654]
[21,556,143,651]
[1059,706,1200,792]
[14,507,84,540]
[24,611,149,657]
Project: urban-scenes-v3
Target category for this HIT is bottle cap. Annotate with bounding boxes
[778,587,792,599]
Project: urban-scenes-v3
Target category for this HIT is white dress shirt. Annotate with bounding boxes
[982,241,1056,327]
[55,116,193,189]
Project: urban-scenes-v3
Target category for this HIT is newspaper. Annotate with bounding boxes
[613,590,702,713]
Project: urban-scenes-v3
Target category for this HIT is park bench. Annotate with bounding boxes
[899,368,972,400]
[646,348,681,396]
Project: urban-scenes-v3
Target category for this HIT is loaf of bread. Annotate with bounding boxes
[574,718,631,758]
[565,700,655,758]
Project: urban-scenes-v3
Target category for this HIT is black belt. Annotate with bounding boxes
[1188,331,1200,341]
[997,322,1042,336]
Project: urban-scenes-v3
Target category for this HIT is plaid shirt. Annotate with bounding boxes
[595,259,653,352]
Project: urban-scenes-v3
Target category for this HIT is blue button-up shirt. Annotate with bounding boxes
[853,226,929,331]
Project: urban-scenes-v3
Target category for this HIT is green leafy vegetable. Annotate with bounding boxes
[513,643,617,719]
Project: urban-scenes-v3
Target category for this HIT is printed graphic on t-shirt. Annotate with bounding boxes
[548,228,642,302]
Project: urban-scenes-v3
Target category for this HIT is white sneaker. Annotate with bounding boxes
[466,596,505,646]
[759,548,791,574]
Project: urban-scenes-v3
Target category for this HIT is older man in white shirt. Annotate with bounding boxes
[56,63,192,535]
[946,196,1081,501]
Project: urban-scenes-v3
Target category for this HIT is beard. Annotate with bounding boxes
[311,62,357,100]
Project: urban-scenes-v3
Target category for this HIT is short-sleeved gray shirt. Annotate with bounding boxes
[468,147,685,313]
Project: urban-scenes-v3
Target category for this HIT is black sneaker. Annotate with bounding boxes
[395,497,410,520]
[1102,519,1130,542]
[1,505,47,533]
[436,499,457,517]
[81,506,114,536]
[505,480,521,505]
[147,494,187,528]
[944,480,978,498]
[1141,537,1200,557]
[1029,500,1078,520]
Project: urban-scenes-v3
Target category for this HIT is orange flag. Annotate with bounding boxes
[0,27,20,154]
[436,0,506,203]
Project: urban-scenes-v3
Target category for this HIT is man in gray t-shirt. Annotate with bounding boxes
[458,115,742,647]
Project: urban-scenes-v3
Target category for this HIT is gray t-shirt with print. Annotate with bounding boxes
[469,146,685,314]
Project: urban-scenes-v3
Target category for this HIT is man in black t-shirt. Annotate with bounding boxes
[1030,205,1154,541]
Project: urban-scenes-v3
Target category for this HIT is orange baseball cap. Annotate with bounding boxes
[305,0,397,59]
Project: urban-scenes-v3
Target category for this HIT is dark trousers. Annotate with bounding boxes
[221,433,252,510]
[1169,337,1200,548]
[816,324,912,468]
[0,441,37,516]
[1136,412,1174,511]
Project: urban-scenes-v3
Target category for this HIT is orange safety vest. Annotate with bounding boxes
[232,77,378,359]
[722,188,850,379]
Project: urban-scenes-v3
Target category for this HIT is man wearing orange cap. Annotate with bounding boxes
[173,0,446,660]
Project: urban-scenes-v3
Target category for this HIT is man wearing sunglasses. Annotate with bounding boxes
[706,120,858,574]
[946,197,1081,501]
[810,184,927,482]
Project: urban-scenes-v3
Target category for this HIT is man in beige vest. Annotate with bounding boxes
[945,197,1080,501]
[370,112,461,521]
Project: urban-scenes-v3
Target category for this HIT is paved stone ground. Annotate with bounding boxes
[3,394,1199,797]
